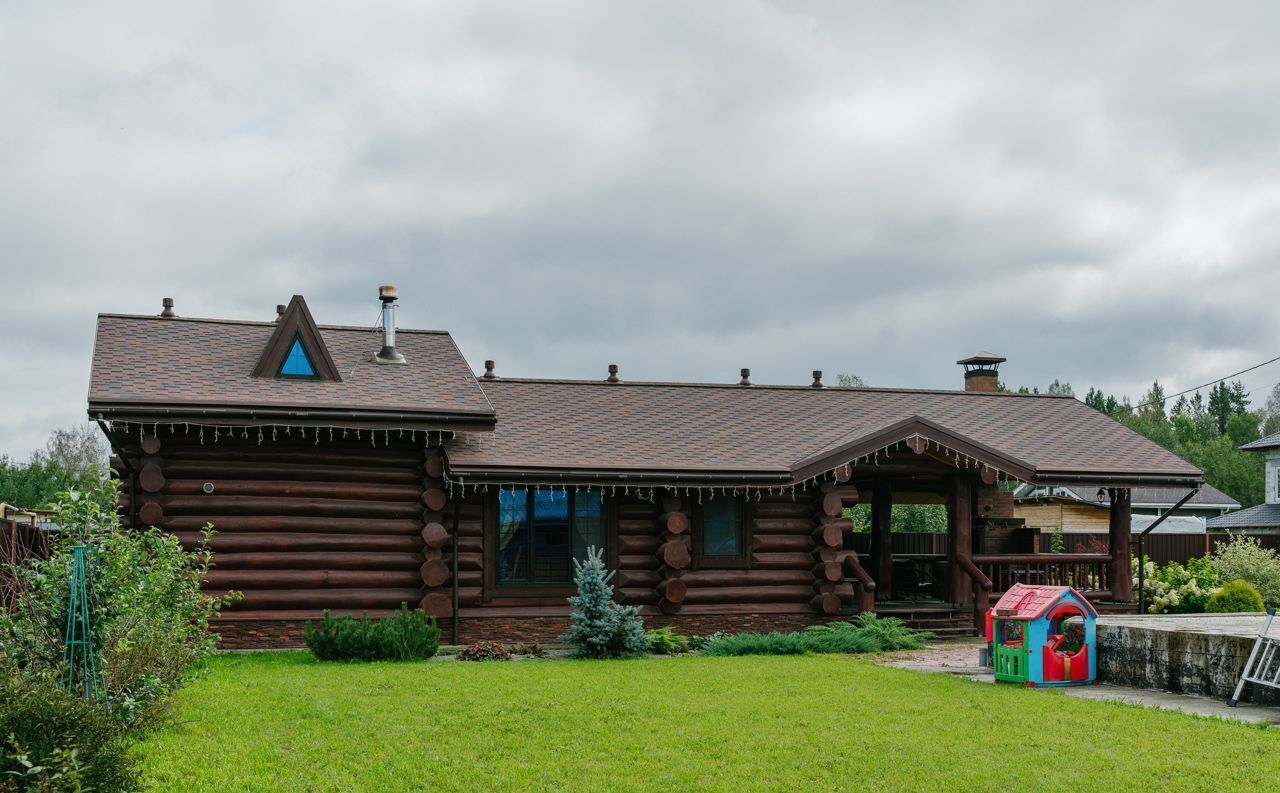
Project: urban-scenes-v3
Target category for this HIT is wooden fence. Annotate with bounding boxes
[1036,532,1280,566]
[1,514,53,612]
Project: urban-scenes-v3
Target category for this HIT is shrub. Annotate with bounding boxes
[644,627,690,655]
[564,546,649,659]
[1134,556,1219,614]
[1212,534,1280,608]
[700,615,928,657]
[686,632,729,652]
[0,674,139,792]
[458,641,511,661]
[304,605,440,662]
[0,469,233,732]
[1206,580,1266,613]
[510,642,546,658]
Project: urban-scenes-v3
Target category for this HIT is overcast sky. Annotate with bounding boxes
[3,2,1280,459]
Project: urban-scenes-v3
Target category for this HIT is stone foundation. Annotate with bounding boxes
[1097,614,1279,705]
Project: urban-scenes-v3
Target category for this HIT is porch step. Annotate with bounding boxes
[861,601,978,639]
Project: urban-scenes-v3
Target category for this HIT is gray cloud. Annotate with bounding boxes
[3,1,1280,457]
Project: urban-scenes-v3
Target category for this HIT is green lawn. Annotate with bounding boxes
[139,652,1278,792]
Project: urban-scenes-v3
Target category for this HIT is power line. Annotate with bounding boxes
[1133,353,1280,410]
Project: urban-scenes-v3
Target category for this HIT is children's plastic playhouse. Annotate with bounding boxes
[986,583,1097,687]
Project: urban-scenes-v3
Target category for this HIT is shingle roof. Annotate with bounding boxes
[1207,503,1280,529]
[1240,431,1280,452]
[1017,483,1238,508]
[445,378,1202,485]
[88,314,495,426]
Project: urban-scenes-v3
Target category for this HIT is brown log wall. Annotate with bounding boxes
[119,431,430,624]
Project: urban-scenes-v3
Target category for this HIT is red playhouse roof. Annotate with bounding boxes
[991,584,1097,620]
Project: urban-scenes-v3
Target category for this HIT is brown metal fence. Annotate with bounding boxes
[1,511,54,612]
[1035,532,1280,566]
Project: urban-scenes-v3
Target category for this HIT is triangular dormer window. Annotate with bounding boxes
[278,334,318,378]
[251,295,342,382]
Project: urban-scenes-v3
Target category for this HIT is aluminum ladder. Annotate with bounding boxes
[1228,608,1279,707]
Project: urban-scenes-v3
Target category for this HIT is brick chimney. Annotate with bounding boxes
[957,351,1006,392]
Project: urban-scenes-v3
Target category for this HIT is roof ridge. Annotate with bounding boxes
[96,313,451,335]
[476,376,1079,398]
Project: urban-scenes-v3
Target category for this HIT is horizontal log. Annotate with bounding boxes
[421,522,450,548]
[659,512,689,534]
[177,532,419,553]
[138,502,164,526]
[752,551,817,569]
[140,435,163,455]
[615,569,661,588]
[658,599,683,615]
[813,561,843,583]
[813,546,841,563]
[681,569,814,587]
[617,587,660,605]
[209,551,422,570]
[139,463,165,493]
[424,457,445,479]
[422,488,448,512]
[615,503,661,520]
[816,516,855,531]
[142,445,424,468]
[616,554,660,570]
[204,569,421,589]
[421,592,451,617]
[752,533,813,553]
[165,479,421,502]
[811,592,841,614]
[657,578,688,603]
[420,559,450,588]
[821,491,843,517]
[682,585,815,605]
[751,517,819,534]
[656,539,691,570]
[159,495,421,519]
[813,524,844,548]
[750,502,816,518]
[162,460,423,485]
[168,515,420,535]
[618,534,661,555]
[454,551,483,572]
[617,519,659,536]
[218,588,424,610]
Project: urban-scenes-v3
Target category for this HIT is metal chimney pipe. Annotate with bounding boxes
[373,285,406,364]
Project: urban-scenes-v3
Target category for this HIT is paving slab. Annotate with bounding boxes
[882,638,1280,725]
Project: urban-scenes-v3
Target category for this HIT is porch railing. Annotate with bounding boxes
[972,553,1111,600]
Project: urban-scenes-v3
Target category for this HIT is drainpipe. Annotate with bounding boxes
[1136,488,1198,613]
[450,498,461,646]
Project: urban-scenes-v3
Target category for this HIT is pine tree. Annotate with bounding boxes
[564,546,648,659]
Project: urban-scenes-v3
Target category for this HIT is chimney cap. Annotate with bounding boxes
[606,364,620,384]
[378,284,399,303]
[739,368,751,386]
[159,297,176,318]
[811,370,823,388]
[956,351,1006,367]
[482,360,497,380]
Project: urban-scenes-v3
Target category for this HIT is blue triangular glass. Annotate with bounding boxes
[278,336,317,377]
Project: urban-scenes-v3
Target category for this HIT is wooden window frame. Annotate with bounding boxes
[693,496,751,570]
[483,489,609,598]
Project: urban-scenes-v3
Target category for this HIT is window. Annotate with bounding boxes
[277,335,318,378]
[495,489,605,586]
[697,496,747,567]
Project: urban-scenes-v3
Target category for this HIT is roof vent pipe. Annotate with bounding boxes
[811,370,823,388]
[373,285,406,364]
[739,368,751,386]
[159,297,176,318]
[482,360,497,379]
[606,364,620,383]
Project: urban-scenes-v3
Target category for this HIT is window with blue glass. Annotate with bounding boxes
[277,335,318,378]
[697,496,747,567]
[496,489,604,585]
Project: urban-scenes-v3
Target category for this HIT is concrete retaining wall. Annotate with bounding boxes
[1096,614,1278,705]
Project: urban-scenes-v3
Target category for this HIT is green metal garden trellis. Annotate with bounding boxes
[62,544,103,701]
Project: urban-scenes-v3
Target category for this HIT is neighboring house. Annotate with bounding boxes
[1207,431,1280,533]
[1013,483,1238,534]
[87,290,1203,648]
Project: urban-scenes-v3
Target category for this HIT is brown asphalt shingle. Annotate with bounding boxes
[446,378,1202,484]
[88,314,494,418]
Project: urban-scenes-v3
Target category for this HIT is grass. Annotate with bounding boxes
[139,652,1279,792]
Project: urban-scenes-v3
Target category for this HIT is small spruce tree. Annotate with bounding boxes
[564,546,649,658]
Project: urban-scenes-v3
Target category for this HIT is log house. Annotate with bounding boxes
[89,291,1203,647]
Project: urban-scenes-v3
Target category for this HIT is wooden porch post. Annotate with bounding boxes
[869,479,893,600]
[1108,487,1133,601]
[948,476,973,604]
